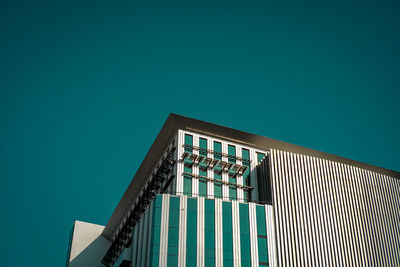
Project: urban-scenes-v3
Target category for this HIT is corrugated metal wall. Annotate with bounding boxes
[269,149,400,266]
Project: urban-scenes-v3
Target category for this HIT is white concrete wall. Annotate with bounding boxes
[67,220,110,267]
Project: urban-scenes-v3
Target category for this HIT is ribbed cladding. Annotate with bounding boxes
[270,149,400,267]
[256,156,272,204]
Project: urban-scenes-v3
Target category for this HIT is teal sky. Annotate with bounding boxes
[1,0,399,266]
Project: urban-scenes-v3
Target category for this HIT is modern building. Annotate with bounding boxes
[66,114,400,267]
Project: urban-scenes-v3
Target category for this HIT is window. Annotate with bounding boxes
[183,134,193,196]
[256,205,269,266]
[257,152,265,163]
[239,203,251,266]
[213,141,222,199]
[214,172,222,199]
[149,196,162,267]
[186,198,197,266]
[228,145,237,200]
[167,197,180,266]
[222,202,233,266]
[204,199,215,267]
[199,138,208,197]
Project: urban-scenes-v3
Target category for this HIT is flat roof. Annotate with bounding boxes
[102,113,400,240]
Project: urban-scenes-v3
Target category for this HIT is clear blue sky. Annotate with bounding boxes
[1,0,399,266]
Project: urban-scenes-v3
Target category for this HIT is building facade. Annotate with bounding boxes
[66,114,400,267]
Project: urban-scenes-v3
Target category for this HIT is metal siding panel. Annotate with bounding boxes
[275,150,284,267]
[349,165,361,266]
[382,174,395,266]
[338,163,350,265]
[391,176,400,264]
[332,161,345,266]
[193,136,199,197]
[249,202,259,267]
[303,155,316,267]
[289,153,300,266]
[365,169,378,266]
[371,171,384,264]
[237,147,244,203]
[279,151,289,267]
[283,151,295,266]
[359,168,373,266]
[268,149,399,267]
[343,164,356,266]
[177,131,184,196]
[250,149,259,202]
[376,173,390,265]
[208,139,214,199]
[351,166,366,267]
[159,194,170,266]
[222,143,229,201]
[385,174,396,266]
[327,159,340,266]
[314,157,328,266]
[197,197,205,267]
[293,154,305,266]
[215,199,223,267]
[232,201,241,267]
[390,176,400,264]
[171,135,178,195]
[178,196,187,267]
[319,158,333,267]
[308,156,321,266]
[299,154,312,266]
[265,205,277,267]
[271,150,283,267]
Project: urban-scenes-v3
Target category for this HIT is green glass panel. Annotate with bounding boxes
[205,199,215,267]
[199,138,207,155]
[256,205,268,266]
[183,163,192,196]
[149,196,162,267]
[228,145,237,200]
[239,204,251,267]
[199,181,207,197]
[214,171,222,199]
[242,149,250,160]
[186,198,197,266]
[185,134,193,152]
[184,165,192,173]
[167,197,180,267]
[199,168,207,197]
[228,145,235,158]
[257,152,265,163]
[222,202,233,267]
[229,186,237,200]
[199,138,208,175]
[183,176,192,196]
[256,205,267,235]
[213,141,222,159]
[214,184,222,199]
[258,237,269,264]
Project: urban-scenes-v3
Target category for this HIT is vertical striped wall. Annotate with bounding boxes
[269,149,400,267]
[128,194,276,267]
